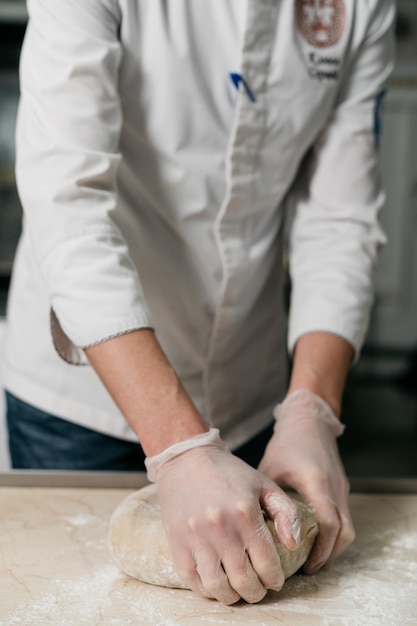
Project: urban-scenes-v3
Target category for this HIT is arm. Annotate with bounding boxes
[287,3,396,361]
[288,332,354,417]
[258,332,354,574]
[259,1,395,573]
[85,329,208,455]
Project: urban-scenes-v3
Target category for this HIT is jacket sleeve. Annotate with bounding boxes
[16,0,153,364]
[287,0,396,361]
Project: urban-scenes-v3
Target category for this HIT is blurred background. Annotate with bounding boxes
[0,1,416,474]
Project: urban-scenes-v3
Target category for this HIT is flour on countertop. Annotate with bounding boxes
[3,565,123,626]
[3,526,417,625]
[267,527,417,626]
[63,512,105,527]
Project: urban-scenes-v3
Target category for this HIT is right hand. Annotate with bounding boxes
[154,440,302,605]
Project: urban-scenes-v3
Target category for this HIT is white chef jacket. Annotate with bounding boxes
[3,0,395,449]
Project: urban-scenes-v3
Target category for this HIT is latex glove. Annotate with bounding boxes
[258,389,355,574]
[146,429,302,605]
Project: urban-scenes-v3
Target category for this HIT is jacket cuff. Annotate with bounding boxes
[50,309,154,365]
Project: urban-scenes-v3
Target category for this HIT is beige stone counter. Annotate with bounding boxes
[0,482,417,625]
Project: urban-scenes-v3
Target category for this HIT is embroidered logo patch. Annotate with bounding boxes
[295,0,346,49]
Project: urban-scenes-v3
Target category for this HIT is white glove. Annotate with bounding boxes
[146,429,302,605]
[258,389,355,574]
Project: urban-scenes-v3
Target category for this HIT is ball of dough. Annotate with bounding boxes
[108,484,318,590]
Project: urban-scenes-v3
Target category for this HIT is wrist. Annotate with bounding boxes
[145,428,225,481]
[287,382,341,417]
[288,332,354,416]
[274,389,345,438]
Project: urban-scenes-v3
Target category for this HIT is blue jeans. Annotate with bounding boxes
[5,391,273,470]
[6,391,147,470]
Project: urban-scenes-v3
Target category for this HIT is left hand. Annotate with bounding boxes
[258,389,355,574]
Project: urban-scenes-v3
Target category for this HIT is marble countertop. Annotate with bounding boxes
[1,480,417,625]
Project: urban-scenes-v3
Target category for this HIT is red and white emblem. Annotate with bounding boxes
[295,0,346,48]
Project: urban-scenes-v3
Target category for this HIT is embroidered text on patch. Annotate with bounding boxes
[307,52,340,80]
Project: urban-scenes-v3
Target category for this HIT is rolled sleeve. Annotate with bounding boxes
[16,0,153,364]
[287,1,396,361]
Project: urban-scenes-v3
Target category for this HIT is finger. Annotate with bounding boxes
[194,545,241,605]
[169,544,216,600]
[327,478,355,562]
[303,473,355,574]
[328,506,355,562]
[221,548,267,604]
[302,497,341,574]
[262,489,301,551]
[237,501,285,592]
[245,537,285,594]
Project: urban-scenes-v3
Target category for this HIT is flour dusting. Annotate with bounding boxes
[2,490,417,626]
[63,512,103,527]
[3,565,122,626]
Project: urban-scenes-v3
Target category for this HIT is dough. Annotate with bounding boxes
[108,484,318,590]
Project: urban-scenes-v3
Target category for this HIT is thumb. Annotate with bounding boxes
[261,486,301,552]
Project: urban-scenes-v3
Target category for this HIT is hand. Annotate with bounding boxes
[152,433,302,605]
[258,389,355,574]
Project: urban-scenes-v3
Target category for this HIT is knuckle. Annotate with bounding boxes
[257,564,285,591]
[309,501,336,526]
[308,497,338,526]
[341,525,356,545]
[235,499,255,522]
[231,575,266,603]
[325,506,340,524]
[205,506,223,526]
[320,513,340,533]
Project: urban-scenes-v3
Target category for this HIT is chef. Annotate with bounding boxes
[3,0,394,605]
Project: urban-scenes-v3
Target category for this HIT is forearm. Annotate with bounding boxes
[84,329,208,456]
[287,332,354,416]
